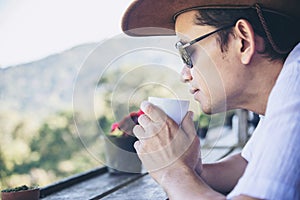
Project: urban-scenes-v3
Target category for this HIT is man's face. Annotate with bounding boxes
[175,10,247,114]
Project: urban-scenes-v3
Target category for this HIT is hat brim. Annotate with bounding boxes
[122,0,299,37]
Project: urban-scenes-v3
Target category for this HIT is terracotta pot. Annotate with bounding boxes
[104,135,142,174]
[1,188,40,200]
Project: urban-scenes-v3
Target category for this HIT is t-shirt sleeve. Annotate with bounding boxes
[227,44,300,200]
[240,117,264,162]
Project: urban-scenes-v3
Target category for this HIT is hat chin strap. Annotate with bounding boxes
[255,3,290,55]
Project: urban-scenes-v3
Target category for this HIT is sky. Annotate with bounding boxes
[0,0,134,68]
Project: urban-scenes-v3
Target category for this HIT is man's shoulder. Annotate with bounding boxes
[284,42,300,66]
[265,43,300,116]
[272,42,300,90]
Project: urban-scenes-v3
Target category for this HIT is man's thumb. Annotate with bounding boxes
[181,111,196,137]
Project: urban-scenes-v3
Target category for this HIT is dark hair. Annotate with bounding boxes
[194,7,300,61]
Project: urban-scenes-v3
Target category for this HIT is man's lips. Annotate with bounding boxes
[190,88,200,94]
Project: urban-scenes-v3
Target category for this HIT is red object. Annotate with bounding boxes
[129,109,144,117]
[110,110,144,132]
[111,122,119,132]
[137,109,144,116]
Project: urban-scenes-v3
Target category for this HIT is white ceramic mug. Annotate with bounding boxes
[148,97,189,124]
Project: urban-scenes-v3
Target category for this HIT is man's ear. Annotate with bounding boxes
[234,19,256,65]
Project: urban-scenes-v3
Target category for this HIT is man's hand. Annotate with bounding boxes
[133,101,201,184]
[132,102,259,200]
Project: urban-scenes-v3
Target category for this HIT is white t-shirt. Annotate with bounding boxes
[227,43,300,200]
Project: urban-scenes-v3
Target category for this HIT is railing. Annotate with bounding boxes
[40,109,256,199]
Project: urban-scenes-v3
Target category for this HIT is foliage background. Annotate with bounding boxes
[0,36,223,189]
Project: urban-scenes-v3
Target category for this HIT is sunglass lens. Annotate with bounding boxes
[176,42,193,68]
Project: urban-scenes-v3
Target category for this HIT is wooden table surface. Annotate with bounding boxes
[41,127,241,200]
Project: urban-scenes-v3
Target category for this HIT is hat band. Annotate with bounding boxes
[172,4,293,22]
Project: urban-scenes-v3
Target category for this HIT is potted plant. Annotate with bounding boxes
[104,110,143,174]
[1,185,40,200]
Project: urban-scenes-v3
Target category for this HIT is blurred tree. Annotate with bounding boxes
[29,111,81,176]
[0,110,101,188]
[98,116,113,134]
[0,150,9,188]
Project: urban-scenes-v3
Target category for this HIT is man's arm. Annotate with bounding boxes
[161,154,260,200]
[199,153,248,194]
[134,102,260,200]
[161,163,261,200]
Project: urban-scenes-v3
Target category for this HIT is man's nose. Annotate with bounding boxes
[180,65,193,83]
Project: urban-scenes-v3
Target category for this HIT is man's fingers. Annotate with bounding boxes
[140,101,167,123]
[134,140,141,152]
[181,111,197,138]
[133,125,145,139]
[137,114,151,127]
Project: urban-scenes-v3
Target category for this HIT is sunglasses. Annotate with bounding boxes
[175,24,234,68]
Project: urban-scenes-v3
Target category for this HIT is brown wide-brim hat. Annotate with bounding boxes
[122,0,300,36]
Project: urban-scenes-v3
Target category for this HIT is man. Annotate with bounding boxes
[121,0,300,199]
